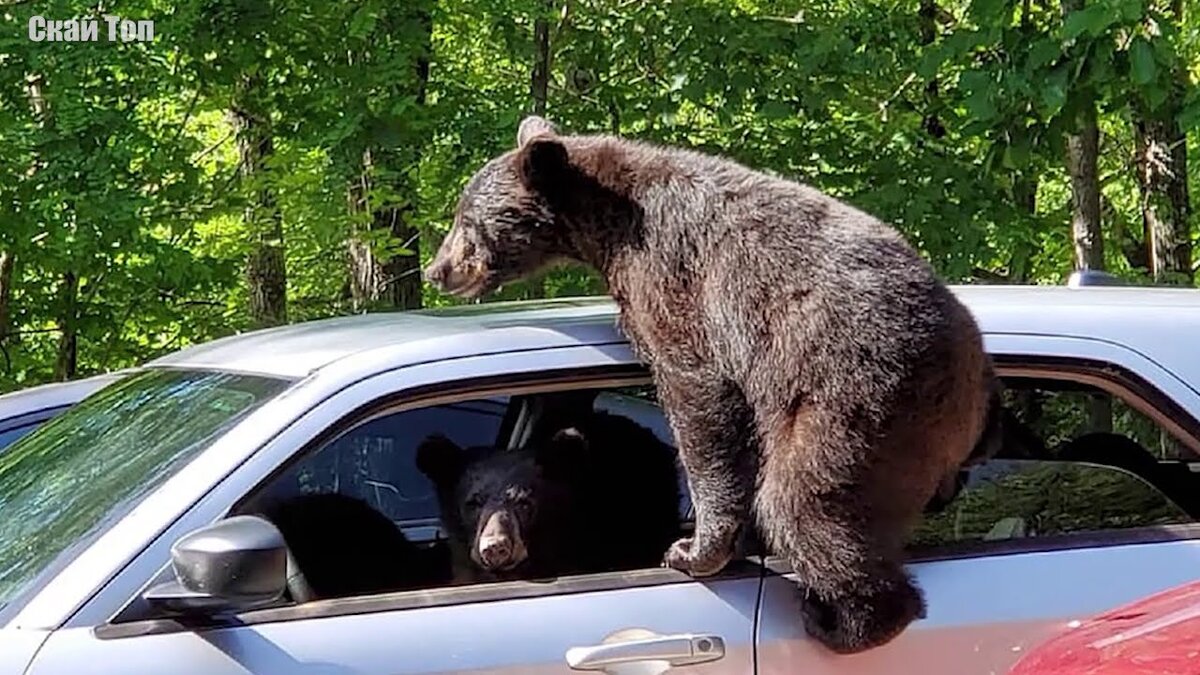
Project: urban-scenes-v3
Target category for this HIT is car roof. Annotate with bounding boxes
[147,296,623,379]
[145,285,1200,381]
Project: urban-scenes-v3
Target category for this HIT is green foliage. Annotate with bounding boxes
[0,0,1196,392]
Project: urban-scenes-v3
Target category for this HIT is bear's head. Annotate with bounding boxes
[415,427,589,578]
[422,116,587,299]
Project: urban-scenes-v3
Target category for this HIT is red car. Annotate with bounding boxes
[1009,578,1200,674]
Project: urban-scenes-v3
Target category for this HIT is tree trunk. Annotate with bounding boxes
[347,167,378,310]
[346,3,432,312]
[1065,103,1104,271]
[532,6,551,118]
[0,252,12,344]
[1008,175,1039,282]
[230,75,287,328]
[917,0,946,139]
[55,271,77,381]
[347,152,426,312]
[1134,119,1190,284]
[1132,0,1192,286]
[521,1,554,300]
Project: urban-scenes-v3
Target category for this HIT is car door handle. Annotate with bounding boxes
[565,633,725,670]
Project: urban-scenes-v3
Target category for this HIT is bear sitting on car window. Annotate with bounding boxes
[422,115,1003,652]
[415,410,682,583]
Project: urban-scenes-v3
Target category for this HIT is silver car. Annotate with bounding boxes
[3,285,1200,675]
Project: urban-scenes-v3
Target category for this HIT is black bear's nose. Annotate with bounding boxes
[478,534,513,567]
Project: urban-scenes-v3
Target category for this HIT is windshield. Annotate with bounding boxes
[0,368,289,616]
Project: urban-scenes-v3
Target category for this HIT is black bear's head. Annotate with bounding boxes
[423,116,582,299]
[415,428,589,578]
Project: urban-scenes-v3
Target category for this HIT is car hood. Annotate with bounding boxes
[1009,579,1200,674]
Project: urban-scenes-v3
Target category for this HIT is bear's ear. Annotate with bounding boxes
[415,434,466,485]
[550,427,588,453]
[535,427,589,476]
[516,136,569,194]
[516,115,558,148]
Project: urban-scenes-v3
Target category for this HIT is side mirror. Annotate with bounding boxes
[143,515,288,615]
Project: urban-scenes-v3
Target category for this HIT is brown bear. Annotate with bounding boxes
[423,116,1002,653]
[415,410,683,583]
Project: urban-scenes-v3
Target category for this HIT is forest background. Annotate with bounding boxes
[0,0,1196,393]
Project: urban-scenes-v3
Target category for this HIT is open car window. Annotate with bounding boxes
[249,396,512,542]
[911,459,1193,548]
[912,370,1200,553]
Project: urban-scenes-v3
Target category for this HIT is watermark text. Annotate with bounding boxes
[28,15,154,42]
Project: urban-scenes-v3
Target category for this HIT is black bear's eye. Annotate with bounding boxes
[465,493,484,509]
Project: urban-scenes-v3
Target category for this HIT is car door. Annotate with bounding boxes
[757,458,1200,674]
[756,336,1200,674]
[28,361,760,675]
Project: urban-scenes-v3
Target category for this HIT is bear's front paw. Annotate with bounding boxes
[662,537,731,577]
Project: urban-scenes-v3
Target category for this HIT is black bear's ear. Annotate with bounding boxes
[415,434,466,485]
[516,115,558,148]
[515,114,567,194]
[535,427,589,476]
[517,137,569,194]
[550,427,588,453]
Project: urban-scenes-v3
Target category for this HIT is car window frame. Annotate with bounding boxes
[760,353,1200,573]
[908,354,1200,565]
[95,360,764,640]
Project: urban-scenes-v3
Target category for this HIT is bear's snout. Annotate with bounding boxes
[475,509,526,570]
[425,227,492,297]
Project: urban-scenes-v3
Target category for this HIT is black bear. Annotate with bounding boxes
[415,410,682,583]
[256,492,449,600]
[422,116,1003,653]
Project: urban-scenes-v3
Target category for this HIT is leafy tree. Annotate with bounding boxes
[0,0,1194,393]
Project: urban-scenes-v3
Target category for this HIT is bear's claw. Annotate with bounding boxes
[662,536,732,577]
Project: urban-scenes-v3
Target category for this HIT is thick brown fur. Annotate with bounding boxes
[424,116,1002,653]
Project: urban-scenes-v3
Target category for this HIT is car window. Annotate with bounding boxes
[1001,378,1195,462]
[911,459,1193,548]
[0,368,289,621]
[239,383,700,603]
[253,397,511,530]
[994,378,1200,515]
[0,421,42,452]
[910,375,1199,551]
